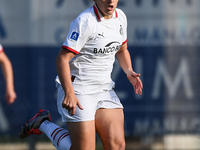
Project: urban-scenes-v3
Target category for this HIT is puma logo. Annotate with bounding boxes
[98,32,104,38]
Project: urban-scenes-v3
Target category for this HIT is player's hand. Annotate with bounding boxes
[127,71,143,95]
[5,90,17,105]
[62,94,83,115]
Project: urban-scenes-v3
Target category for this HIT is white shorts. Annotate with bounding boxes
[56,82,123,122]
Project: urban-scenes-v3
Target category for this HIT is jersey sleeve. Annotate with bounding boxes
[0,44,4,52]
[117,9,127,45]
[62,17,92,54]
[122,12,127,44]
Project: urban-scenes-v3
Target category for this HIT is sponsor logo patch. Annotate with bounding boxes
[70,31,79,41]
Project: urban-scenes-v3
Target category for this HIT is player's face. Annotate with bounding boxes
[94,0,119,19]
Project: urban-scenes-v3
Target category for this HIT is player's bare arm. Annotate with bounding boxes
[0,51,17,104]
[116,43,143,95]
[56,48,83,115]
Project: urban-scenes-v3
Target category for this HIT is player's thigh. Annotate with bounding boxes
[95,108,125,150]
[67,120,96,150]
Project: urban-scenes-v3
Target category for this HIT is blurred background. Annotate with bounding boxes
[0,0,200,150]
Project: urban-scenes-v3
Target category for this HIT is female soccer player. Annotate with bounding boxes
[20,0,143,150]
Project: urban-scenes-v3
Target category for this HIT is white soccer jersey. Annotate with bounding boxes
[0,44,3,52]
[56,5,127,94]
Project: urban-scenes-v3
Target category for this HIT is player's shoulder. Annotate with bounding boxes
[75,6,96,24]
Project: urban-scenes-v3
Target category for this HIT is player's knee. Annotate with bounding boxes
[110,138,125,150]
[117,139,126,150]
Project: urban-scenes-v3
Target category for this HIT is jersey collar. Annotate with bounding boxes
[93,4,118,21]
